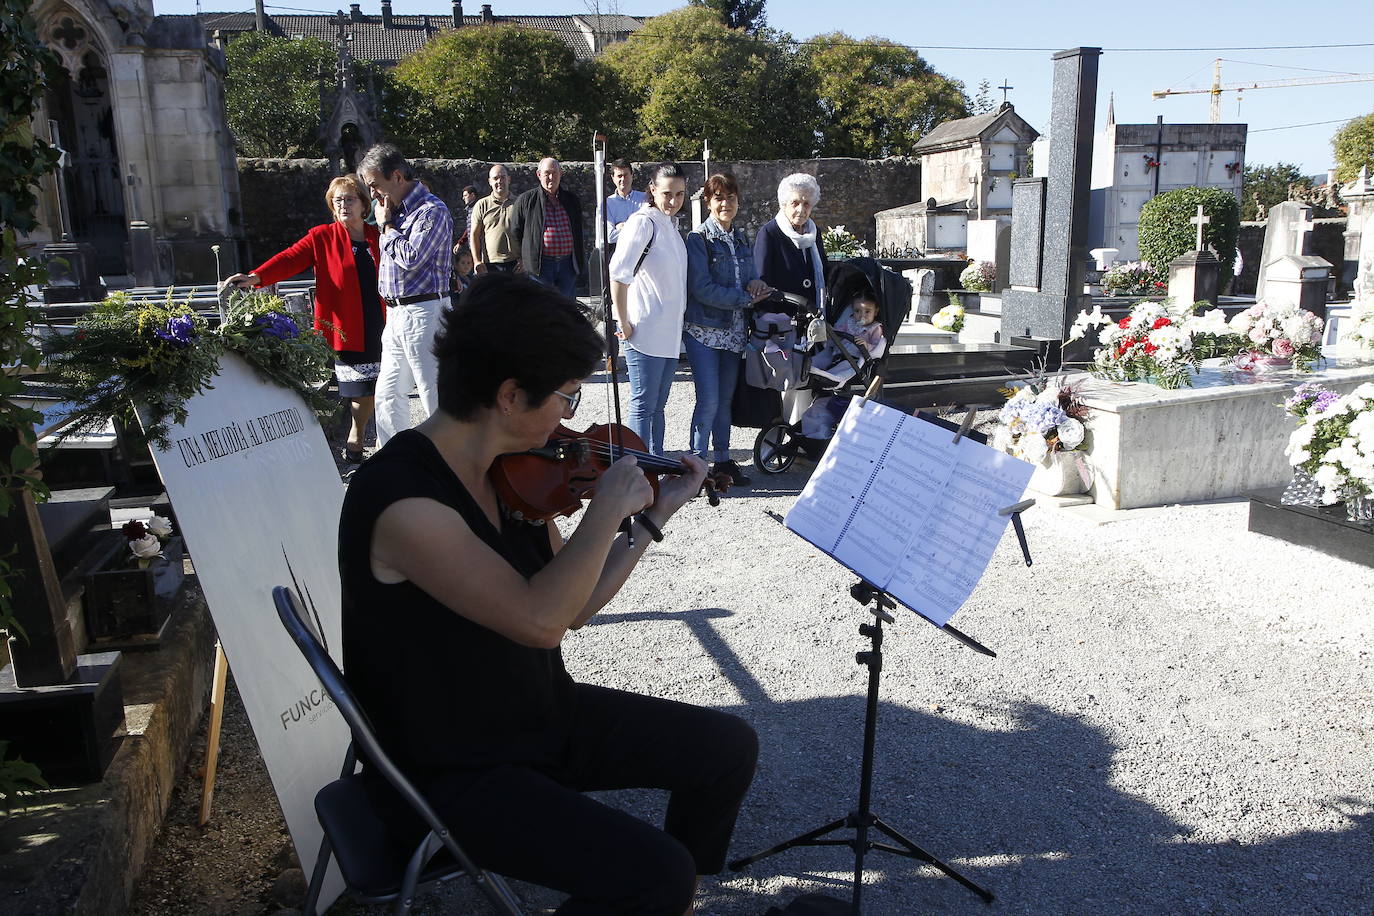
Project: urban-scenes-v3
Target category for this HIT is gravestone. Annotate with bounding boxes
[1168,250,1221,306]
[994,224,1012,292]
[1255,201,1314,301]
[904,268,938,319]
[1263,254,1332,319]
[1001,47,1100,340]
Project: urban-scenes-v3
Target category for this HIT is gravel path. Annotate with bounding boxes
[130,369,1374,915]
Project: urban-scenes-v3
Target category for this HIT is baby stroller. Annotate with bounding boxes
[750,258,910,475]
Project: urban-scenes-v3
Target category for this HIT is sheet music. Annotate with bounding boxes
[788,398,1034,627]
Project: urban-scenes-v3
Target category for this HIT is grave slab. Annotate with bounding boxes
[1248,488,1373,567]
[1073,360,1374,510]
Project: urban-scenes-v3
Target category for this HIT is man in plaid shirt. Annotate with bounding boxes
[358,144,453,446]
[511,157,586,298]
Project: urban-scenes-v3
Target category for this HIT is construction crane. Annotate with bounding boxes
[1152,59,1374,122]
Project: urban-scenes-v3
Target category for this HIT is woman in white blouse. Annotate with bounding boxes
[609,162,688,456]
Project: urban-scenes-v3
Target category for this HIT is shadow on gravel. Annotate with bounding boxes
[714,692,1374,914]
[588,610,1374,914]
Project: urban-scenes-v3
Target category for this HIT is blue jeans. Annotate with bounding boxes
[683,334,741,461]
[623,344,676,456]
[537,254,577,298]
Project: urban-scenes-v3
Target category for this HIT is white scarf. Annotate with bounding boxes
[774,214,825,304]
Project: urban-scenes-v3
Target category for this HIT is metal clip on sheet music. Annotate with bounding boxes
[998,498,1036,567]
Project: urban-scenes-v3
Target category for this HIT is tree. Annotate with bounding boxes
[688,0,767,34]
[225,33,337,158]
[1332,112,1374,184]
[603,6,815,160]
[970,79,994,115]
[800,34,969,159]
[1137,186,1241,285]
[388,25,611,161]
[1241,162,1309,220]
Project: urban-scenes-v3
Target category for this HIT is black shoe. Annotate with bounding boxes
[341,447,364,465]
[711,460,751,487]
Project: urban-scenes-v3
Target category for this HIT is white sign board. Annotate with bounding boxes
[146,355,347,907]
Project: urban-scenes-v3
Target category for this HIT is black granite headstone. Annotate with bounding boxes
[1001,47,1101,341]
[1008,179,1046,289]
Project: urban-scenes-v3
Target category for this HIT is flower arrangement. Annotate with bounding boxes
[1345,296,1374,356]
[1285,382,1341,419]
[1227,301,1323,371]
[1181,305,1246,361]
[1069,299,1198,389]
[821,225,863,259]
[1101,260,1165,297]
[121,515,174,569]
[959,260,995,292]
[45,289,336,448]
[992,377,1090,463]
[1285,382,1374,504]
[932,302,965,333]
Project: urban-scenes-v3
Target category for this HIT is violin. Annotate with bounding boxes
[491,422,727,523]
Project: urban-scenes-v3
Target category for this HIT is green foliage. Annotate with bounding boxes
[1137,186,1241,286]
[799,33,969,158]
[0,741,47,814]
[44,290,335,450]
[388,25,613,161]
[687,0,767,33]
[1332,112,1374,185]
[1242,162,1309,220]
[970,79,994,115]
[603,7,815,160]
[225,33,336,157]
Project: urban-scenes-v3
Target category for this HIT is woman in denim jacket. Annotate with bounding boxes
[684,173,773,485]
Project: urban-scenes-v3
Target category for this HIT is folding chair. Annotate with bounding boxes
[272,586,524,915]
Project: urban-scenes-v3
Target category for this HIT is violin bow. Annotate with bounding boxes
[592,131,635,548]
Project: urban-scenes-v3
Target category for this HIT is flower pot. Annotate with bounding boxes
[83,534,186,640]
[1027,450,1089,497]
[1347,493,1374,524]
[1280,468,1322,507]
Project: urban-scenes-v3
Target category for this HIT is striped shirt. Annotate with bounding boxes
[541,191,574,260]
[377,182,453,299]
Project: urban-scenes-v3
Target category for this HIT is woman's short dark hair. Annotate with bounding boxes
[645,161,685,209]
[433,273,604,420]
[702,172,739,201]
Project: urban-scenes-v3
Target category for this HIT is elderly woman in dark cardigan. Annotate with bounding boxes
[753,173,824,425]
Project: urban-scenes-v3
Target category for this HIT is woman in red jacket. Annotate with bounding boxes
[226,176,383,464]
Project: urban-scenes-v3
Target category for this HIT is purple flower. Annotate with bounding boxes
[154,314,196,348]
[1285,383,1340,418]
[254,312,299,340]
[1023,402,1068,434]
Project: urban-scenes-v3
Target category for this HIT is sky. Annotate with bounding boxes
[164,0,1374,176]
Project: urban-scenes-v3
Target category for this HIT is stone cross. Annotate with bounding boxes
[998,79,1014,103]
[1190,205,1210,252]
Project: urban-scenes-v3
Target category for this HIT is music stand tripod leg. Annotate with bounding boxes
[728,583,994,909]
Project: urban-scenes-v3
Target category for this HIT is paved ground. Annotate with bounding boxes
[130,370,1374,915]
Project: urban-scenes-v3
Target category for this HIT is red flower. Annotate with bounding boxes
[1143,341,1159,355]
[121,520,148,541]
[1118,317,1132,329]
[1152,317,1171,329]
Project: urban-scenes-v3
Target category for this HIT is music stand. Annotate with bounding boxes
[730,406,1035,912]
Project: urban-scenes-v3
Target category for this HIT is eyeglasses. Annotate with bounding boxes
[551,387,581,415]
[334,196,360,205]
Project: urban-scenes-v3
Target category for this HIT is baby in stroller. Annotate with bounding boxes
[807,291,886,385]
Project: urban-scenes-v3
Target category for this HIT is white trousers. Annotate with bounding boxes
[374,296,446,445]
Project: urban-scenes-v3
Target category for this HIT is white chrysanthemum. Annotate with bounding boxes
[1035,387,1059,405]
[1018,431,1048,463]
[1057,417,1085,449]
[1230,312,1254,334]
[993,426,1013,453]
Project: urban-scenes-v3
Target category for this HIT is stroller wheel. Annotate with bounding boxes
[754,423,798,474]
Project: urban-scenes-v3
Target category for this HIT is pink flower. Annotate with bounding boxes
[1249,326,1269,345]
[1272,337,1296,358]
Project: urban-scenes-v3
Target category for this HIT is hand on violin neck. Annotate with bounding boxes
[651,453,708,519]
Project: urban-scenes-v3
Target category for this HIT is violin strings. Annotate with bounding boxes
[571,438,686,472]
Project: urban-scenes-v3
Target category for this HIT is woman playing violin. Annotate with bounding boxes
[339,272,758,915]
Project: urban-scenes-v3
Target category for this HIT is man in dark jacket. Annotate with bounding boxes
[510,157,585,297]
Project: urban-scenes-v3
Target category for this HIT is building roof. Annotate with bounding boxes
[912,102,1039,154]
[196,9,646,64]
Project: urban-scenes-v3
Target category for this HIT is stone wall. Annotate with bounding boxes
[1235,218,1347,297]
[236,157,922,268]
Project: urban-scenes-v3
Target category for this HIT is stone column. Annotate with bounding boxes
[1000,47,1100,340]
